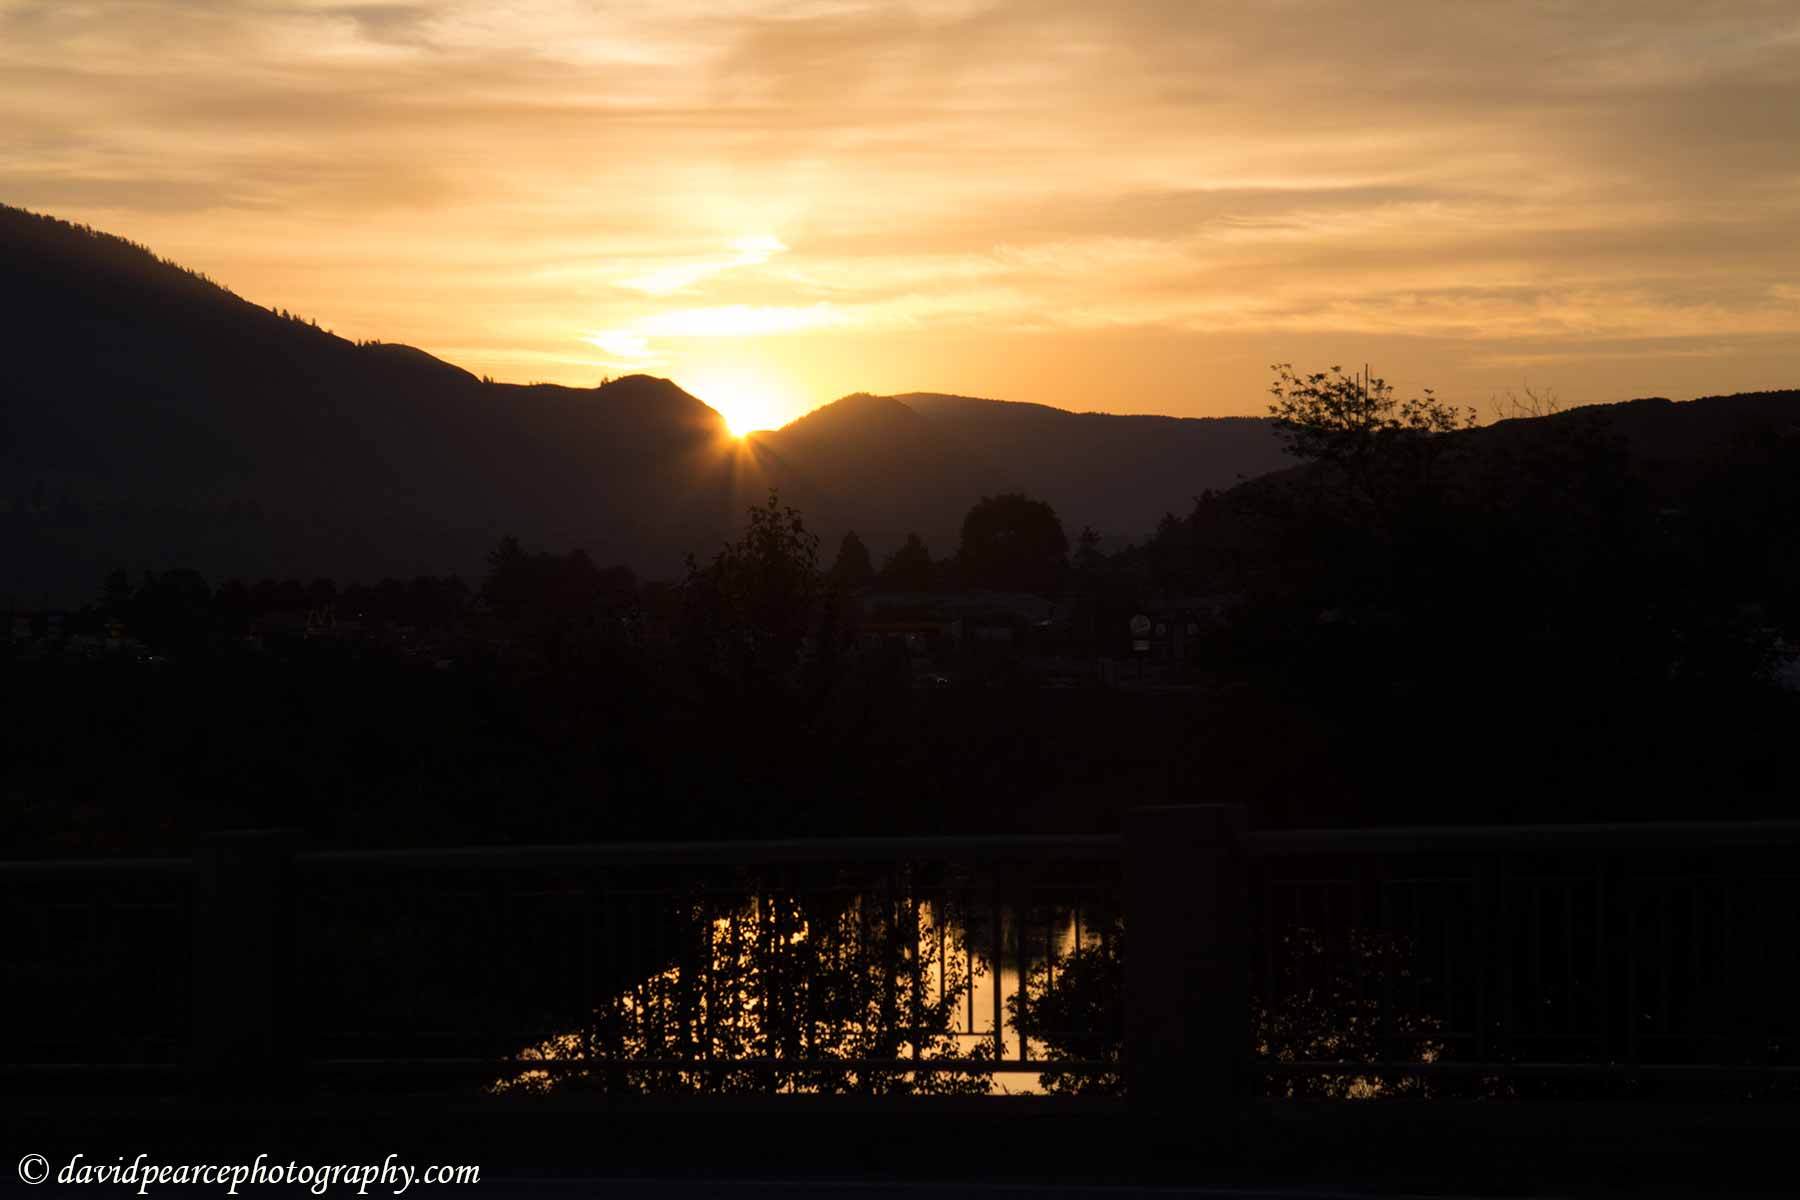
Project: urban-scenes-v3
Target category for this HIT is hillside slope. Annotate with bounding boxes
[743,394,1009,554]
[747,390,1292,558]
[1,205,778,600]
[898,392,1290,540]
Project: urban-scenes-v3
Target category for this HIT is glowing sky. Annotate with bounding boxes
[6,0,1799,430]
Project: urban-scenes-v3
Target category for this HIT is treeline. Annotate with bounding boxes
[88,568,468,646]
[1113,372,1800,826]
[0,204,244,307]
[0,206,350,335]
[40,489,1091,662]
[6,491,1186,854]
[6,370,1796,857]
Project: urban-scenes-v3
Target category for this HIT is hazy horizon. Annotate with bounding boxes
[7,1,1800,433]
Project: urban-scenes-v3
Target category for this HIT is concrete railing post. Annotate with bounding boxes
[192,829,301,1093]
[1125,804,1248,1116]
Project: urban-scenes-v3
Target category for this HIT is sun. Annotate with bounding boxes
[684,367,788,438]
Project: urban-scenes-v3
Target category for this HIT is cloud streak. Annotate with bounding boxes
[617,234,790,295]
[4,0,1798,419]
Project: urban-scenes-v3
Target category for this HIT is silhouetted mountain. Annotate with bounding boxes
[1480,390,1800,491]
[0,205,1304,600]
[1,205,784,601]
[748,392,1292,557]
[743,393,1006,553]
[20,202,1787,609]
[1221,387,1800,521]
[898,393,1292,538]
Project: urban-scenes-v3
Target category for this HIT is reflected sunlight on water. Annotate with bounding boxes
[483,897,1445,1101]
[491,896,1108,1097]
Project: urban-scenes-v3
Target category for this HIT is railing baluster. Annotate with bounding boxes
[1474,854,1492,1065]
[1657,888,1672,1040]
[581,872,594,1054]
[1690,878,1704,1046]
[964,885,975,1037]
[1562,881,1575,1038]
[1380,873,1395,1060]
[1267,863,1281,1021]
[1593,861,1606,1055]
[1408,881,1422,1041]
[991,883,1004,1062]
[1530,878,1547,1040]
[909,883,923,1068]
[1626,880,1641,1076]
[1017,880,1029,1068]
[936,887,947,1020]
[1350,859,1366,1035]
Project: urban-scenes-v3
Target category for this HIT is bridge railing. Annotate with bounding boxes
[3,855,194,1084]
[1244,820,1800,1096]
[8,810,1800,1105]
[290,833,1123,1094]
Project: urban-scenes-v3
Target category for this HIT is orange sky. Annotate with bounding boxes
[6,0,1799,433]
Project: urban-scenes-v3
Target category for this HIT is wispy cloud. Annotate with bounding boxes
[581,329,661,364]
[617,234,789,295]
[6,0,1799,418]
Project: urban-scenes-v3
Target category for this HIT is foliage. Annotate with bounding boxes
[1006,930,1125,1096]
[1005,918,1457,1101]
[498,887,996,1096]
[1073,525,1105,575]
[108,568,213,652]
[1253,926,1448,1100]
[678,491,824,695]
[877,532,937,592]
[956,493,1069,594]
[1267,363,1475,518]
[480,537,635,664]
[1145,511,1196,589]
[1222,362,1789,822]
[13,366,1799,856]
[827,529,874,591]
[482,537,632,623]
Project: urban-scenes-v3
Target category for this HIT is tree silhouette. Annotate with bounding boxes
[827,530,874,592]
[482,537,627,624]
[878,533,936,592]
[497,888,996,1097]
[480,536,634,663]
[1267,363,1475,518]
[1073,525,1105,575]
[679,491,822,695]
[124,568,212,651]
[1006,920,1450,1100]
[1007,931,1124,1096]
[956,493,1068,594]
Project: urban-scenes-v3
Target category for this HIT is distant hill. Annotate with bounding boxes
[1481,391,1800,492]
[902,393,1289,539]
[1,204,1307,601]
[745,391,1293,557]
[0,205,789,602]
[22,203,1790,606]
[741,394,1009,555]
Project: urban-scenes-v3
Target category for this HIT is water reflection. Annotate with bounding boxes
[472,879,1446,1100]
[492,892,1115,1096]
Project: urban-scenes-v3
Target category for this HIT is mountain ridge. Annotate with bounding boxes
[8,202,1794,605]
[1,204,775,600]
[758,389,1294,553]
[0,203,1301,600]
